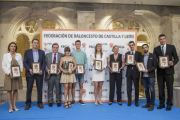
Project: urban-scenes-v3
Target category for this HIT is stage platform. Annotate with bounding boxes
[0,99,180,120]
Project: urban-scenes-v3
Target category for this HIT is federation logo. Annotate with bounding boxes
[82,43,86,51]
[44,43,47,46]
[109,43,114,48]
[83,89,86,97]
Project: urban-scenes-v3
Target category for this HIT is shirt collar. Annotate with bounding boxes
[32,48,38,52]
[144,52,149,56]
[130,50,136,54]
[76,49,81,52]
[160,43,166,48]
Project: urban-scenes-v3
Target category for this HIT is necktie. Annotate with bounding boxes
[53,53,56,63]
[161,46,164,55]
[132,51,133,54]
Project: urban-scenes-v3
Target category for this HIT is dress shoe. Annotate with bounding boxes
[166,105,171,111]
[128,103,131,106]
[109,102,112,105]
[57,103,61,107]
[13,108,20,111]
[25,106,30,110]
[9,109,13,113]
[119,102,122,106]
[142,103,150,108]
[38,104,44,109]
[49,103,53,107]
[148,105,154,111]
[135,103,139,107]
[157,104,165,109]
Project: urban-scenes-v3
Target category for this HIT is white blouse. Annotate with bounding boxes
[2,53,23,75]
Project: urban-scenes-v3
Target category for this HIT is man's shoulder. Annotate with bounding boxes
[58,52,64,55]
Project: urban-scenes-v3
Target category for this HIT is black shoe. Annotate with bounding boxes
[109,102,112,105]
[119,102,122,106]
[57,103,61,107]
[142,103,150,108]
[79,100,85,105]
[135,103,139,107]
[128,103,131,106]
[157,104,165,109]
[166,105,171,111]
[49,103,53,107]
[148,105,154,111]
[71,100,75,105]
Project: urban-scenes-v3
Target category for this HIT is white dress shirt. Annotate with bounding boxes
[2,53,23,75]
[160,43,166,55]
[130,50,136,54]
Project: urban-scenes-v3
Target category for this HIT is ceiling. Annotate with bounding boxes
[0,0,180,6]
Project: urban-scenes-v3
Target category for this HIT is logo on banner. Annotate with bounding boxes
[109,43,114,48]
[72,43,75,46]
[44,90,47,93]
[89,69,92,71]
[89,45,95,48]
[61,45,69,48]
[44,43,47,46]
[89,92,94,94]
[54,90,56,94]
[44,48,47,51]
[101,89,108,98]
[82,43,86,51]
[90,77,94,86]
[44,78,48,82]
[84,80,88,83]
[83,89,86,97]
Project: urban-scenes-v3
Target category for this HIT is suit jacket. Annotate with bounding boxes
[45,52,64,79]
[125,51,142,78]
[23,49,45,77]
[142,52,157,78]
[153,44,179,75]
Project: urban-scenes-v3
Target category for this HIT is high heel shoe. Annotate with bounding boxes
[95,102,98,106]
[13,108,20,111]
[9,109,13,113]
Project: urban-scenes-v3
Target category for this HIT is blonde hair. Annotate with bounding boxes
[94,43,103,58]
[112,45,119,52]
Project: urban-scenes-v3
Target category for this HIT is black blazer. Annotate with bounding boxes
[23,49,46,77]
[125,51,142,78]
[153,44,179,75]
[142,52,157,78]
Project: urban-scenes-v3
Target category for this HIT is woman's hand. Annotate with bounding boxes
[68,70,72,74]
[9,73,13,79]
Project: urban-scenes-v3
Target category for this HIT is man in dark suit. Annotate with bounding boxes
[141,44,157,111]
[153,34,179,111]
[45,43,64,107]
[23,39,45,110]
[125,41,142,107]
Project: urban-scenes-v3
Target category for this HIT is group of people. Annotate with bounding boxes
[2,34,178,113]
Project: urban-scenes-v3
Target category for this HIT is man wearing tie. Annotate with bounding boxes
[153,34,179,111]
[125,41,142,107]
[23,39,45,110]
[45,43,64,107]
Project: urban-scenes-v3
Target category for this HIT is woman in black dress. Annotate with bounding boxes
[107,45,125,105]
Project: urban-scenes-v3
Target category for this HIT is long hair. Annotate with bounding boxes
[94,43,103,58]
[8,42,17,52]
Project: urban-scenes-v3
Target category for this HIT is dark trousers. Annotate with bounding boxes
[25,74,43,106]
[109,73,122,102]
[127,72,139,103]
[48,75,61,103]
[157,74,174,106]
[142,77,155,106]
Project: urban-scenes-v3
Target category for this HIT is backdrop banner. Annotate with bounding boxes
[41,29,137,103]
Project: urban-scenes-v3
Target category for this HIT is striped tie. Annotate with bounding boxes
[53,53,56,63]
[161,46,164,55]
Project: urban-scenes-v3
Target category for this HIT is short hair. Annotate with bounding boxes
[75,40,81,44]
[159,34,166,38]
[64,47,71,52]
[112,45,119,52]
[142,44,149,48]
[129,41,135,45]
[52,43,59,48]
[32,39,39,43]
[8,42,17,52]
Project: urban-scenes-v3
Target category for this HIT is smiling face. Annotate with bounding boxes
[113,46,119,54]
[75,41,81,49]
[32,39,39,49]
[159,36,166,45]
[96,44,101,52]
[52,44,59,53]
[129,42,135,51]
[65,51,70,56]
[142,44,149,53]
[9,43,16,52]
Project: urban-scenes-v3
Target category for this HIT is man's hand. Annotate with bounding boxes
[118,68,121,73]
[29,69,33,75]
[168,61,174,66]
[84,69,86,74]
[132,60,136,65]
[47,69,50,75]
[143,69,148,73]
[57,69,61,75]
[68,71,72,74]
[39,70,42,75]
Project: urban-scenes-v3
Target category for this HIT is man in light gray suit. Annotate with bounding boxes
[45,43,64,107]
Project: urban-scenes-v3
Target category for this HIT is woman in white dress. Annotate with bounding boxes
[90,43,107,105]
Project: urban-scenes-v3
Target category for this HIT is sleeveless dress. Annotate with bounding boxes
[60,59,76,83]
[4,58,23,91]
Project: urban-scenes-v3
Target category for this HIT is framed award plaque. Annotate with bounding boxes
[50,63,58,74]
[136,62,146,72]
[111,62,119,73]
[68,62,74,72]
[77,64,84,74]
[11,65,21,78]
[126,54,135,64]
[159,55,169,68]
[32,62,41,74]
[94,60,102,70]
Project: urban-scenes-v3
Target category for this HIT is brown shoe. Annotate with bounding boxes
[128,103,131,106]
[135,103,139,107]
[38,104,44,109]
[142,103,150,108]
[148,105,154,111]
[25,106,30,110]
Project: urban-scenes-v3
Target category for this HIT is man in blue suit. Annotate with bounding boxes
[23,39,45,110]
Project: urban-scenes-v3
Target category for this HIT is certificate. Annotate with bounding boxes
[77,64,84,74]
[32,62,41,74]
[159,56,169,68]
[50,63,58,74]
[94,60,102,70]
[11,65,21,78]
[136,62,146,72]
[126,54,135,64]
[111,62,119,73]
[68,62,74,72]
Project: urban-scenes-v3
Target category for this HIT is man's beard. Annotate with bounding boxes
[144,50,148,53]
